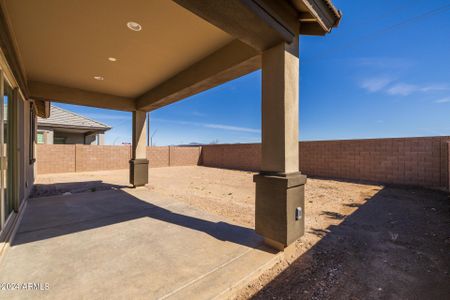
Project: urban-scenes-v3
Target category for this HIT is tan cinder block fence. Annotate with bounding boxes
[37,136,450,190]
[201,137,450,190]
[36,145,202,174]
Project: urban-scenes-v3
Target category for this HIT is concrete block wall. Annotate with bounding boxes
[147,146,170,168]
[169,146,202,166]
[37,145,202,174]
[75,145,131,172]
[201,143,261,170]
[36,144,76,174]
[36,137,450,190]
[201,137,450,190]
[298,137,449,189]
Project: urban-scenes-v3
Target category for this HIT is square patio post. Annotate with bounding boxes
[254,35,306,250]
[130,110,149,187]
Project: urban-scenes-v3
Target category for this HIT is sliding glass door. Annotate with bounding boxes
[0,71,13,230]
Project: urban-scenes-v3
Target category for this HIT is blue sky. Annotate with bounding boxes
[55,0,450,145]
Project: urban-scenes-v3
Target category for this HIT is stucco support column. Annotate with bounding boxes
[254,35,307,250]
[129,110,149,187]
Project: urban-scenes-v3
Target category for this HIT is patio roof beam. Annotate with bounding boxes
[173,0,299,51]
[136,40,260,112]
[28,81,136,112]
[295,0,342,35]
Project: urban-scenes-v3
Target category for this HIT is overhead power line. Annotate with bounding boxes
[304,3,450,62]
[364,4,450,40]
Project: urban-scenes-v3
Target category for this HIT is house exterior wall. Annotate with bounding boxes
[95,133,105,146]
[45,129,54,144]
[37,129,53,144]
[37,128,106,145]
[53,131,85,144]
[21,100,34,201]
[84,133,96,145]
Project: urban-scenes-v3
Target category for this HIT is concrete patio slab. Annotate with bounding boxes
[0,188,279,299]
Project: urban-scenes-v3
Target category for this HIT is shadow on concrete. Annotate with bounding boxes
[15,182,268,252]
[32,180,129,198]
[252,186,450,299]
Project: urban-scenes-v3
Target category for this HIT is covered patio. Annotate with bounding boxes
[0,0,342,298]
[1,0,341,250]
[0,182,278,299]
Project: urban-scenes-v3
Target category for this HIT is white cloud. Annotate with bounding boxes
[153,118,260,134]
[435,97,450,104]
[360,77,393,92]
[386,83,417,96]
[204,124,260,133]
[419,84,448,92]
[360,77,448,96]
[387,83,449,96]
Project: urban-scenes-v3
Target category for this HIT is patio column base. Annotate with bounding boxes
[129,159,149,187]
[254,172,307,250]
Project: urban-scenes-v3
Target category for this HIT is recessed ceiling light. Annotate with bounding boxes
[94,76,104,81]
[108,57,117,62]
[127,21,142,32]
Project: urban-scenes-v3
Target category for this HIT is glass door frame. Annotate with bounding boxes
[0,65,19,234]
[4,75,14,220]
[0,47,23,241]
[0,69,4,230]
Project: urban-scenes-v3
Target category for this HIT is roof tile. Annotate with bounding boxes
[37,105,111,130]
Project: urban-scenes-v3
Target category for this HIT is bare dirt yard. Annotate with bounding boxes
[34,166,450,299]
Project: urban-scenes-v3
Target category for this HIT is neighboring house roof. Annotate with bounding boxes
[37,105,111,131]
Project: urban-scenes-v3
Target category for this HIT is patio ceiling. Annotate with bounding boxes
[0,0,341,112]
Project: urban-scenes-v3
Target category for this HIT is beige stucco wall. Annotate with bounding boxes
[15,94,35,205]
[37,129,53,144]
[53,131,85,144]
[97,133,105,145]
[38,129,105,145]
[22,101,35,201]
